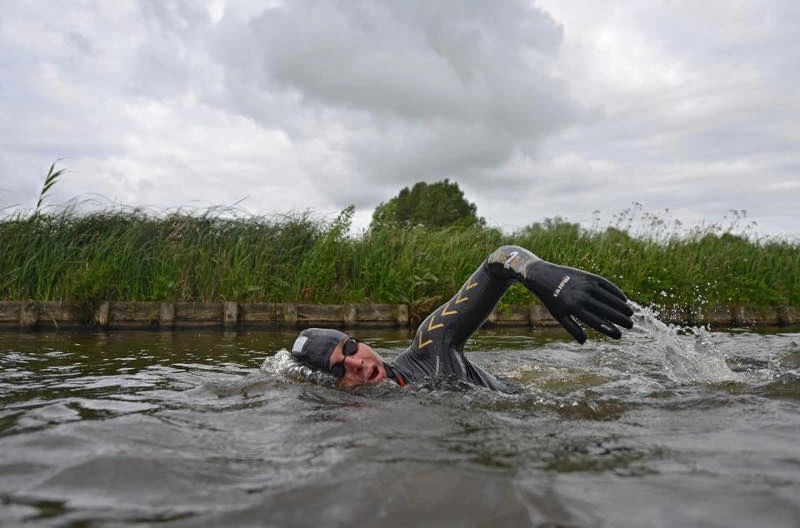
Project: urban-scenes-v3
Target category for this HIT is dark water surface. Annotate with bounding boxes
[1,310,799,527]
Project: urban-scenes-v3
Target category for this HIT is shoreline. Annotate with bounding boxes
[1,300,797,331]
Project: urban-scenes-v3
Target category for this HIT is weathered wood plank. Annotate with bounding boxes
[240,303,283,325]
[529,305,559,327]
[296,304,345,323]
[692,305,732,326]
[109,302,162,328]
[353,304,406,327]
[0,301,22,325]
[174,302,224,327]
[37,301,81,329]
[734,305,779,327]
[486,306,528,326]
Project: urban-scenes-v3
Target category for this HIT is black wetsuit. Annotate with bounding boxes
[386,245,542,391]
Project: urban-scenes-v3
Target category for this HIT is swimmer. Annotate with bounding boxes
[290,245,634,390]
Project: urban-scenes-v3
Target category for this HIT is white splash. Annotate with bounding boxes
[261,349,335,385]
[626,304,741,385]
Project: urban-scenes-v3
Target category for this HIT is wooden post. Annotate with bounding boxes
[160,302,175,330]
[94,301,110,328]
[777,305,792,326]
[396,304,409,326]
[282,303,297,325]
[20,301,39,330]
[343,304,356,326]
[223,302,239,329]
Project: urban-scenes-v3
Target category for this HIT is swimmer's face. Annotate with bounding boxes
[328,337,387,387]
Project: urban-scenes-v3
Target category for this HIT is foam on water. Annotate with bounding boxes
[261,349,340,386]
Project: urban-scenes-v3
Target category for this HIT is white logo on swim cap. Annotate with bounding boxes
[292,335,308,353]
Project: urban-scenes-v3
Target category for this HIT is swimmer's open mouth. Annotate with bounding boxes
[367,365,380,382]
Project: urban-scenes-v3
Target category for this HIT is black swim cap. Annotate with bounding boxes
[290,328,348,374]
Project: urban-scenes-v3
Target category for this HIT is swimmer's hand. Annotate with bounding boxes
[525,261,634,343]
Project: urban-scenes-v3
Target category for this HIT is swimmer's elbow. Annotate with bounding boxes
[485,245,542,279]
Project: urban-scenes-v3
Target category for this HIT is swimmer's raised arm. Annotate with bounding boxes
[413,245,635,356]
[484,245,634,343]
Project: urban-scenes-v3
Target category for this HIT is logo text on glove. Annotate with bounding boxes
[553,275,570,298]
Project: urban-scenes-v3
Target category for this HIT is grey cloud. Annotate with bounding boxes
[203,1,584,206]
[208,0,581,193]
[247,0,573,130]
[347,121,513,182]
[130,2,221,100]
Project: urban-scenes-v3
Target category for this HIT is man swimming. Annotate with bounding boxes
[291,245,634,390]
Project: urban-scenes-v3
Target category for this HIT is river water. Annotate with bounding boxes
[1,309,799,527]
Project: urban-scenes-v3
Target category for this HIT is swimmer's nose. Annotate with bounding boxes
[343,355,364,371]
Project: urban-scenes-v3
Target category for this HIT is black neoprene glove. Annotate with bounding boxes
[524,260,634,343]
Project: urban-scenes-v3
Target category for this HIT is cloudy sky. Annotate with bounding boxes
[1,0,798,238]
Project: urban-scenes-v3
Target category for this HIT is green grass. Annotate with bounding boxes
[1,203,797,316]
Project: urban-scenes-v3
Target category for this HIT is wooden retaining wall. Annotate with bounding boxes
[0,301,797,331]
[0,301,408,330]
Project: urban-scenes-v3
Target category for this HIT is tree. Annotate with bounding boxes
[370,180,485,229]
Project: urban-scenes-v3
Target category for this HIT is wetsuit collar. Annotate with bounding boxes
[383,363,407,387]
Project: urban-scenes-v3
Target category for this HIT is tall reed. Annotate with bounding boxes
[1,205,797,316]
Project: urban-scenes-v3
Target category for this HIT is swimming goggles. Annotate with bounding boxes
[329,337,358,378]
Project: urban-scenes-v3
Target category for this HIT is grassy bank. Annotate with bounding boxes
[1,206,797,320]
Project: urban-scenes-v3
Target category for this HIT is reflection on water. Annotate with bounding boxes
[1,311,799,527]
